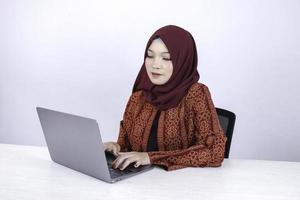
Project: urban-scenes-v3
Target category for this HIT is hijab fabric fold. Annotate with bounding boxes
[132,25,200,110]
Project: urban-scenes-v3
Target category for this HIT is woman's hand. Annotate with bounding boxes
[112,152,151,170]
[103,142,121,156]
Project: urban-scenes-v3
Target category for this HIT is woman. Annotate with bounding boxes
[104,25,227,171]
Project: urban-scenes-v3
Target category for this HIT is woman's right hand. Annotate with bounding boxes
[103,142,121,156]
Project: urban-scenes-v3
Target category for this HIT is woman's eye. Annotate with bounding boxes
[146,54,171,61]
[146,54,153,58]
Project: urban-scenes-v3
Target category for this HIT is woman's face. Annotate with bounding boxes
[145,38,173,85]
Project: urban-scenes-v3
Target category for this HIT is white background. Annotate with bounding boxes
[0,0,299,161]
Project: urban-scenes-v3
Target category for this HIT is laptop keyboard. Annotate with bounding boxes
[107,162,133,179]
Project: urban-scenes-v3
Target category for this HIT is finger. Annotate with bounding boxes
[114,154,135,170]
[103,142,110,150]
[112,146,119,156]
[105,147,112,153]
[112,154,132,169]
[120,158,136,170]
[134,161,141,168]
[118,151,135,155]
[112,156,122,168]
[116,144,121,154]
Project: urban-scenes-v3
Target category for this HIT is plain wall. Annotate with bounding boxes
[1,0,299,162]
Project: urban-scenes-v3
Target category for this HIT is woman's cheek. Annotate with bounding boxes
[145,58,151,66]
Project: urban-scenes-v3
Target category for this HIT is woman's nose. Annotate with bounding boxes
[152,58,162,69]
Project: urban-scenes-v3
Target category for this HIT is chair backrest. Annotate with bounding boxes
[215,107,236,158]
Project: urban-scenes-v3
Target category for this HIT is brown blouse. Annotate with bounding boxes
[117,82,227,171]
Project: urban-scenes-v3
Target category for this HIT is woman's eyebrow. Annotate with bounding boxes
[147,49,170,54]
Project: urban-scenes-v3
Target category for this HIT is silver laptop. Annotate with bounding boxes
[36,107,154,183]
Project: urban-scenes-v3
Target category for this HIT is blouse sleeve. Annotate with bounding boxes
[116,93,137,152]
[147,85,227,171]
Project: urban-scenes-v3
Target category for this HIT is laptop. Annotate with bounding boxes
[36,107,154,183]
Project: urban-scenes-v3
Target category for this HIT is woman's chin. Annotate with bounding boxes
[150,80,167,85]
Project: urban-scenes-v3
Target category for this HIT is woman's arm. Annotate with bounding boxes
[117,92,140,152]
[117,120,131,152]
[148,85,227,171]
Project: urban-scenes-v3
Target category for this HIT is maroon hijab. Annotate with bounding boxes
[132,25,200,110]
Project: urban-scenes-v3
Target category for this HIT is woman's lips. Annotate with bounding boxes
[151,72,162,78]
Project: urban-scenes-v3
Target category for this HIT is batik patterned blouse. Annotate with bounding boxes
[117,82,227,171]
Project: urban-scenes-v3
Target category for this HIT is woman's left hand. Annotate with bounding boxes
[112,151,151,170]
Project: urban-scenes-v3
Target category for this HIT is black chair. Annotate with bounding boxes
[215,107,236,158]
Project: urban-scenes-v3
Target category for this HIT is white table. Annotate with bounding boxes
[0,144,299,200]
